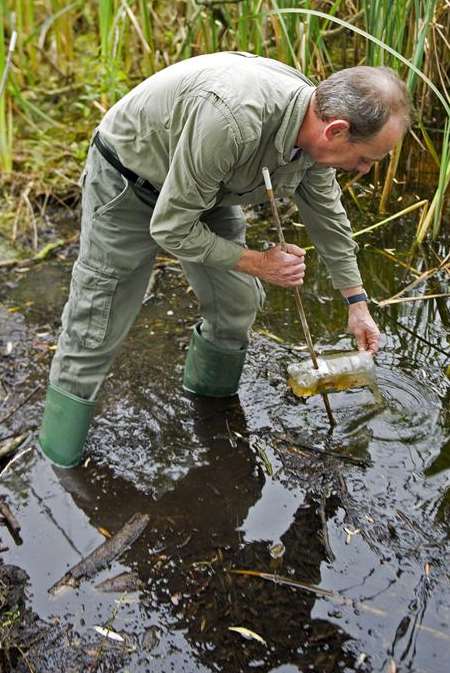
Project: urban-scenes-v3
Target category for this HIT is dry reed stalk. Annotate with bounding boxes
[378,292,450,307]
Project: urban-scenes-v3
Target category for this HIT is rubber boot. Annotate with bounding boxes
[183,323,247,397]
[38,384,96,468]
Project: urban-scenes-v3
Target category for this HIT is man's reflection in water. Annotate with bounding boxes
[56,395,355,673]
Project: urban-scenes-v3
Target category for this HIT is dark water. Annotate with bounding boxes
[0,214,449,672]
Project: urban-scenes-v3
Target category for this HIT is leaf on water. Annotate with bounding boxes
[171,592,182,606]
[387,658,397,673]
[228,626,267,646]
[93,626,124,642]
[97,526,112,539]
[355,652,367,668]
[343,526,360,544]
[269,542,285,560]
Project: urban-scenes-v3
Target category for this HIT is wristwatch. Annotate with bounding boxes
[343,291,368,305]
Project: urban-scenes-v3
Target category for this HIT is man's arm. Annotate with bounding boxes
[294,165,380,353]
[150,93,306,285]
[341,285,380,354]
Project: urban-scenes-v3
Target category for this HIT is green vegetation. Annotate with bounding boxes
[0,0,449,248]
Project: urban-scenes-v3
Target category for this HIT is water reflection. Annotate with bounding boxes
[50,395,357,672]
[0,226,449,672]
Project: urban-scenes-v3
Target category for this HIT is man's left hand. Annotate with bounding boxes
[347,302,380,354]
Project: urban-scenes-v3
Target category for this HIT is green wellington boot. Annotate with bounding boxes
[183,323,247,397]
[38,384,96,468]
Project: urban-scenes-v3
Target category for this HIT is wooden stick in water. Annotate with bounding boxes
[49,512,149,594]
[262,167,335,428]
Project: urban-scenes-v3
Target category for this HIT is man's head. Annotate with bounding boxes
[298,66,412,174]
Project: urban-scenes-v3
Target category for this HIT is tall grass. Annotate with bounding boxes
[0,2,15,172]
[0,0,449,241]
[270,3,449,239]
[375,0,439,212]
[0,0,8,171]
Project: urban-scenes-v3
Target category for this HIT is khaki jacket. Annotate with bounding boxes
[100,52,361,289]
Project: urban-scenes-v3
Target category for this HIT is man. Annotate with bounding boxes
[39,52,411,467]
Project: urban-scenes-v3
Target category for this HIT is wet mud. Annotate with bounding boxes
[0,223,449,672]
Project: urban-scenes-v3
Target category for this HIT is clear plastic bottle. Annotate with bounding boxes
[287,350,377,398]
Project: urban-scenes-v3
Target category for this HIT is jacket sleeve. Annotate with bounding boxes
[149,94,244,269]
[293,165,362,289]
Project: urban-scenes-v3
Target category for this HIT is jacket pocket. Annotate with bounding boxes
[68,261,118,349]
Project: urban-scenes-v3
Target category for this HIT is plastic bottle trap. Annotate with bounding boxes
[287,351,377,398]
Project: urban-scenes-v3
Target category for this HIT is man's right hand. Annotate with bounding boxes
[234,244,306,287]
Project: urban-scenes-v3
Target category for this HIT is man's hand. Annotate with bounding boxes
[234,244,306,287]
[347,302,380,354]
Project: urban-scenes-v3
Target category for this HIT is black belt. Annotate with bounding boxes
[93,131,159,197]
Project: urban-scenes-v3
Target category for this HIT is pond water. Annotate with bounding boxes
[0,211,449,673]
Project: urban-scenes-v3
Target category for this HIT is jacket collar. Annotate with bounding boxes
[275,84,315,165]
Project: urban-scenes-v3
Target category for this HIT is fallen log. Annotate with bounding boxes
[0,234,80,270]
[0,433,29,460]
[0,498,21,534]
[49,512,149,594]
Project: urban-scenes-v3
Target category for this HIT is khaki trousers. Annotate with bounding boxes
[49,143,265,400]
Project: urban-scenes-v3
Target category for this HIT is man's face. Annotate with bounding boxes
[315,115,405,175]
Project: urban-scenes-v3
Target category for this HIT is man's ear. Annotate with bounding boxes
[324,119,350,141]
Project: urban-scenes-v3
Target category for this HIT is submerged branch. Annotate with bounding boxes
[395,320,450,358]
[229,569,450,641]
[382,260,449,303]
[49,512,149,594]
[286,442,372,468]
[0,385,42,425]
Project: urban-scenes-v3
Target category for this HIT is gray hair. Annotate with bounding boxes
[315,66,412,141]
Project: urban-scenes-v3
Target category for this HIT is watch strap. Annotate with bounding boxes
[344,292,368,305]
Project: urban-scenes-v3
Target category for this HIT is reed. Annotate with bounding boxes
[49,0,75,68]
[98,0,127,107]
[0,3,15,172]
[0,0,8,172]
[0,0,449,245]
[137,0,155,74]
[271,5,449,238]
